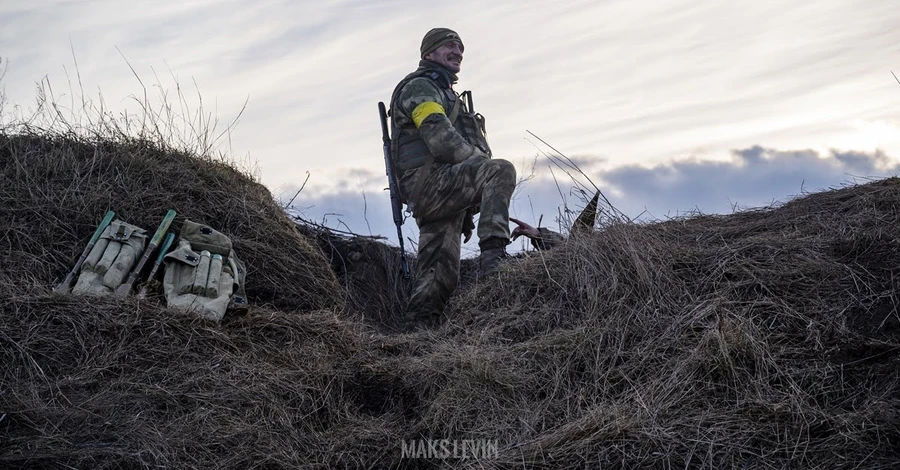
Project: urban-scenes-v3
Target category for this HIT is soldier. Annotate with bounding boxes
[389,28,516,328]
[509,190,601,251]
[510,218,566,251]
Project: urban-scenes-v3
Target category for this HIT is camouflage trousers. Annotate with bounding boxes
[401,156,516,320]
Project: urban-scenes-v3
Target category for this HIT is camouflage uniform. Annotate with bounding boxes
[390,59,516,322]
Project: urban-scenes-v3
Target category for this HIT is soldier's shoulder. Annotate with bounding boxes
[397,76,444,103]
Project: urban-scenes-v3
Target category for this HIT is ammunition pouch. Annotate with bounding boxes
[73,220,147,295]
[163,220,248,321]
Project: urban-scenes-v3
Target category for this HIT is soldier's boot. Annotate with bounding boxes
[478,238,509,277]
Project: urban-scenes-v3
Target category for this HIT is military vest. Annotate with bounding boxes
[388,67,491,175]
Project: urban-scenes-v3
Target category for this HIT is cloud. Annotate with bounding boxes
[4,0,900,197]
[590,146,900,219]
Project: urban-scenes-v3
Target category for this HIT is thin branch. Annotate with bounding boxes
[289,214,386,240]
[284,171,311,209]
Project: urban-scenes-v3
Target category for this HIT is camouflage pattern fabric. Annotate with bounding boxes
[391,73,487,171]
[391,62,516,320]
[399,156,515,241]
[405,211,465,321]
[402,157,516,319]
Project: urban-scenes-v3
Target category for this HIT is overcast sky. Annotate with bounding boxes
[3,0,899,254]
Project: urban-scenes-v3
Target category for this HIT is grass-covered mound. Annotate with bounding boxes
[0,132,342,311]
[2,126,899,469]
[444,177,900,467]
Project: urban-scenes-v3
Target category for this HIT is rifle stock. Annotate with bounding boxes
[378,102,410,280]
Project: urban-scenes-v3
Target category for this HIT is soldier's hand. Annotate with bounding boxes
[510,217,540,240]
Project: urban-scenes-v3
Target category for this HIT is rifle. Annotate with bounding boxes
[115,209,177,297]
[463,90,474,114]
[459,90,490,157]
[136,231,176,299]
[54,210,116,293]
[378,101,410,280]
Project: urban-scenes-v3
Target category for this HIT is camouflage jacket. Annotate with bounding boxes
[389,60,491,186]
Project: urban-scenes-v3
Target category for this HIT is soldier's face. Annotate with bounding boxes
[426,40,464,74]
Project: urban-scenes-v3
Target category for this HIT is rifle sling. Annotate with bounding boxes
[409,96,462,213]
[448,94,462,124]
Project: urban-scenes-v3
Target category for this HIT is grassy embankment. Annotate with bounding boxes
[1,79,898,469]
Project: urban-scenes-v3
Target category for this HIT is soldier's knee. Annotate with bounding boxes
[490,158,516,183]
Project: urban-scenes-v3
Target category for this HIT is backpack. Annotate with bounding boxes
[162,219,248,321]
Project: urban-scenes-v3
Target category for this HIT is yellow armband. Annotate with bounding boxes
[411,101,446,128]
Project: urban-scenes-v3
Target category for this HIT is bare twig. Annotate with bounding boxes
[289,214,385,240]
[284,171,311,209]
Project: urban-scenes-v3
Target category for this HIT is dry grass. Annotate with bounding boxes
[293,223,411,330]
[442,179,900,468]
[0,132,342,313]
[1,76,899,468]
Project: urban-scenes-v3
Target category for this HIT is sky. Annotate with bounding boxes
[3,0,900,254]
